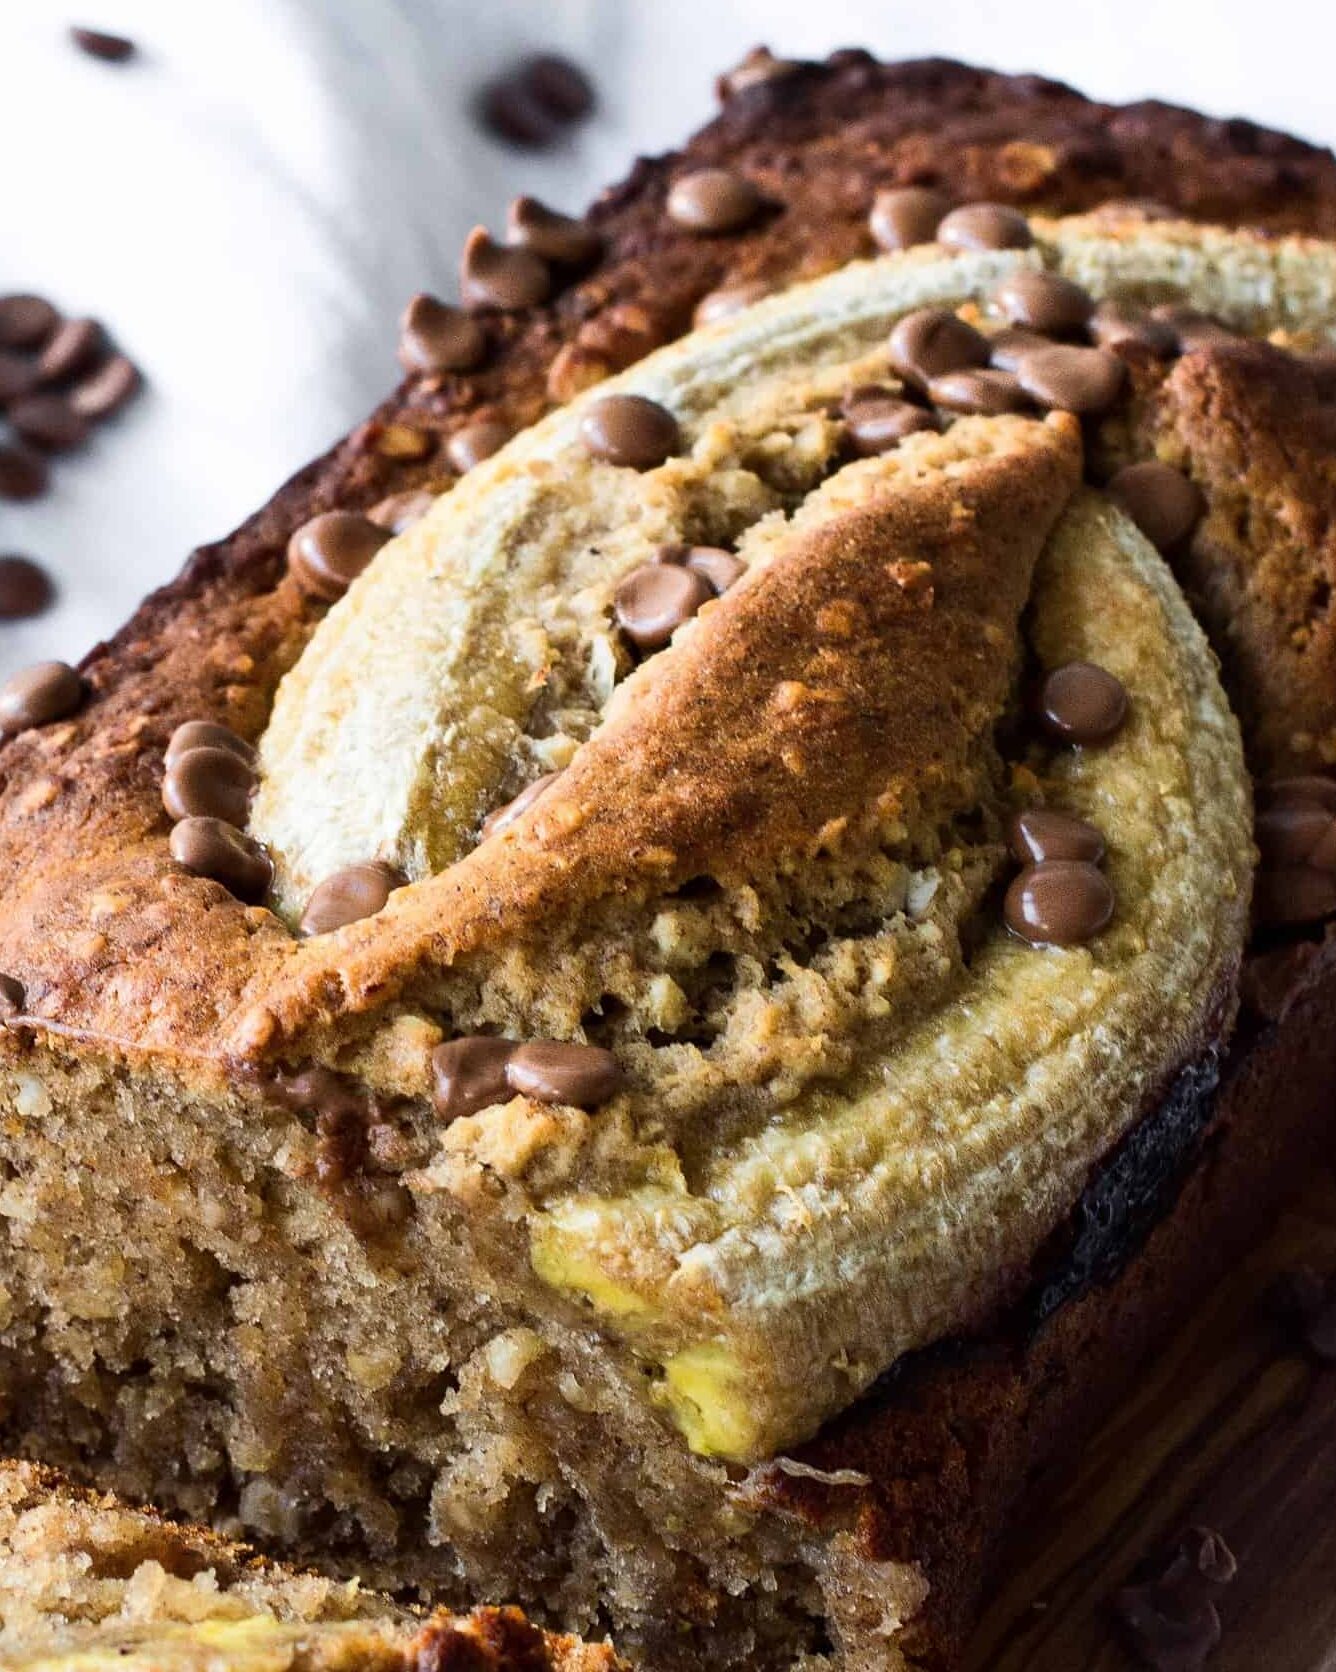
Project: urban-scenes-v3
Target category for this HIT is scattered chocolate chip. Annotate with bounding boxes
[165,720,256,770]
[445,418,511,474]
[1107,462,1205,553]
[1005,860,1114,946]
[68,353,140,420]
[666,169,764,235]
[287,511,390,603]
[520,54,595,121]
[162,744,257,825]
[505,1040,624,1108]
[0,444,48,502]
[842,390,938,454]
[432,1036,516,1120]
[928,367,1030,415]
[0,352,39,407]
[868,186,950,252]
[36,317,103,384]
[888,307,989,390]
[477,54,594,149]
[1260,773,1336,814]
[480,771,561,841]
[0,973,25,1019]
[1087,299,1178,357]
[0,556,55,621]
[8,393,89,452]
[579,393,680,469]
[0,295,59,351]
[1039,661,1129,744]
[459,227,551,312]
[1150,304,1237,353]
[716,46,800,100]
[657,543,746,595]
[70,26,136,61]
[300,860,404,936]
[936,202,1034,252]
[990,270,1093,334]
[1116,1526,1237,1672]
[168,817,272,902]
[1014,342,1126,415]
[692,282,771,327]
[1253,865,1336,927]
[987,326,1048,371]
[1007,808,1107,866]
[398,293,486,375]
[506,196,601,265]
[368,487,437,533]
[0,660,83,734]
[615,561,714,652]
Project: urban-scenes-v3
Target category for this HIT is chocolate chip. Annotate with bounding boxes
[287,512,390,603]
[162,745,257,826]
[398,293,486,375]
[692,282,771,327]
[476,55,594,149]
[716,46,800,100]
[936,203,1034,252]
[169,817,272,903]
[1039,661,1129,744]
[300,861,404,936]
[506,196,601,265]
[1254,865,1336,927]
[888,307,989,390]
[460,227,551,313]
[0,445,48,502]
[1007,808,1106,866]
[658,543,746,595]
[0,295,59,351]
[842,391,938,454]
[1107,462,1205,553]
[987,327,1049,371]
[1087,299,1178,358]
[1014,343,1126,415]
[480,771,561,841]
[445,418,511,474]
[1005,860,1114,946]
[666,169,764,235]
[1260,774,1336,814]
[368,488,437,533]
[520,54,595,121]
[615,561,713,652]
[505,1040,624,1108]
[165,720,257,770]
[990,271,1093,334]
[432,1036,516,1120]
[68,353,140,419]
[0,352,39,407]
[1150,305,1237,353]
[0,660,83,735]
[928,367,1030,415]
[1116,1526,1237,1672]
[70,26,136,61]
[36,317,103,384]
[868,186,950,252]
[0,556,55,621]
[579,394,680,469]
[0,974,25,1019]
[8,393,88,452]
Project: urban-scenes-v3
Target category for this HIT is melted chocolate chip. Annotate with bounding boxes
[432,1036,516,1121]
[1039,661,1129,744]
[445,418,512,473]
[1107,462,1205,553]
[888,308,989,390]
[936,202,1033,252]
[459,227,551,312]
[398,293,486,375]
[0,556,55,621]
[480,771,561,841]
[165,720,256,770]
[1007,808,1107,866]
[169,817,272,903]
[990,271,1093,334]
[0,660,84,735]
[300,861,404,936]
[0,294,59,351]
[506,196,602,265]
[1005,861,1115,947]
[615,561,714,652]
[579,394,680,469]
[506,1041,624,1107]
[868,186,949,252]
[287,512,390,603]
[162,745,257,826]
[842,390,938,454]
[1015,343,1126,415]
[667,169,763,235]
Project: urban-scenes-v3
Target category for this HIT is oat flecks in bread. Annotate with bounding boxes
[0,54,1335,1672]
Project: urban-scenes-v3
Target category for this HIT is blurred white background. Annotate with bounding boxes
[2,0,1334,671]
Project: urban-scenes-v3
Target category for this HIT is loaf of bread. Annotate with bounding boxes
[1,53,1334,1672]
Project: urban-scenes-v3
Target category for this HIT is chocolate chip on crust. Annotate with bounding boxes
[0,660,84,734]
[300,861,404,936]
[936,202,1033,252]
[1005,860,1115,946]
[667,169,764,235]
[579,394,680,468]
[162,745,257,826]
[460,227,551,312]
[168,817,272,903]
[1107,462,1205,553]
[398,293,486,375]
[287,512,390,603]
[1038,661,1129,744]
[507,197,603,266]
[432,1036,516,1121]
[869,186,949,252]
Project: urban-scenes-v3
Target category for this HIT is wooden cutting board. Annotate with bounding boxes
[966,1169,1336,1670]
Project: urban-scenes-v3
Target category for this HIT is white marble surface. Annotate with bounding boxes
[1,0,1334,674]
